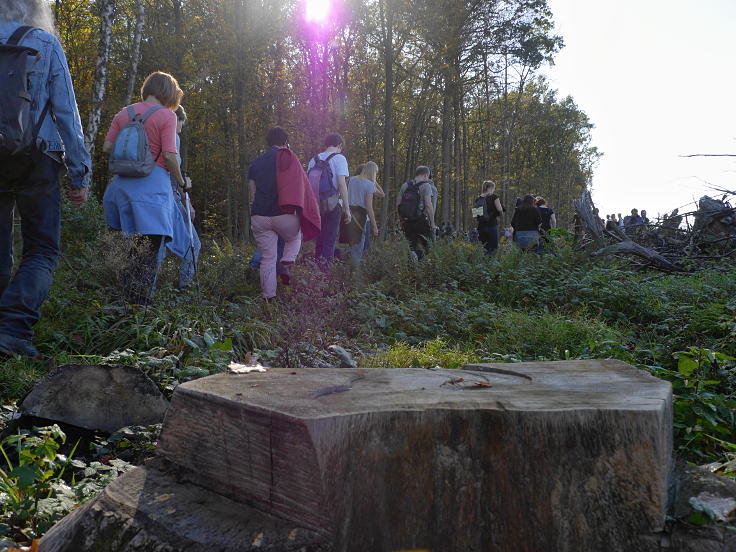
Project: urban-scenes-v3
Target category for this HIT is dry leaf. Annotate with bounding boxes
[228,362,267,374]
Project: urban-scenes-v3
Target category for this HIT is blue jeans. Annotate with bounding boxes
[315,204,342,266]
[516,230,540,252]
[0,157,61,340]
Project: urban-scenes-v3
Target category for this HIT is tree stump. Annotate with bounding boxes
[41,361,673,551]
[20,364,169,433]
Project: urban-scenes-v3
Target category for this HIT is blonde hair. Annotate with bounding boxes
[0,0,57,35]
[482,180,496,193]
[359,161,379,183]
[141,72,183,110]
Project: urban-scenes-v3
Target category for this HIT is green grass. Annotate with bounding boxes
[2,201,736,467]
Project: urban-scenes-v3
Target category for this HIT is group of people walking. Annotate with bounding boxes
[605,209,649,231]
[0,1,201,357]
[0,0,562,359]
[472,186,557,255]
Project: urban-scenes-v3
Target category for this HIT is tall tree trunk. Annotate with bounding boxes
[440,84,453,225]
[172,0,185,75]
[453,88,462,230]
[85,0,116,157]
[379,0,394,239]
[124,0,145,106]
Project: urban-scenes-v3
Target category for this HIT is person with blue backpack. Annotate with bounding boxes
[0,1,91,358]
[307,133,351,267]
[102,71,186,304]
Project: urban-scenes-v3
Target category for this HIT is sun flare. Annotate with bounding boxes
[305,0,331,24]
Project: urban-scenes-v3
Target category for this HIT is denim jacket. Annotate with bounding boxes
[0,21,91,187]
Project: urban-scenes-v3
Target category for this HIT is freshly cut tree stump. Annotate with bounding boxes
[147,360,672,552]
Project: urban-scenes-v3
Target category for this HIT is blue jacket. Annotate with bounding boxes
[0,21,91,188]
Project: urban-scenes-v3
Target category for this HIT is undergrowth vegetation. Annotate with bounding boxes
[1,197,736,540]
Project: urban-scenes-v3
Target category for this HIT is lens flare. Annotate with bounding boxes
[305,0,330,24]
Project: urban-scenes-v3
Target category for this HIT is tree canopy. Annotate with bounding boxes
[56,0,599,238]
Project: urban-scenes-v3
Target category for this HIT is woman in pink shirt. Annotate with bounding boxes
[102,71,186,304]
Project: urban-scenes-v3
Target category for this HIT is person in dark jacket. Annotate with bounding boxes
[475,180,504,254]
[0,1,91,358]
[510,194,541,252]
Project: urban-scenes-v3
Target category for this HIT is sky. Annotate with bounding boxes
[542,0,736,219]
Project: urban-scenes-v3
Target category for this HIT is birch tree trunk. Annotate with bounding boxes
[123,0,145,106]
[84,0,116,157]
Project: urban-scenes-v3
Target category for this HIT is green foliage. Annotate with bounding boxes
[649,348,736,461]
[0,425,75,537]
[365,338,479,369]
[0,425,134,541]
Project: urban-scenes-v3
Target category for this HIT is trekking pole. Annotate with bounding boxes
[184,191,200,294]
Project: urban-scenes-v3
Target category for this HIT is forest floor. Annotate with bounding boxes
[1,197,735,543]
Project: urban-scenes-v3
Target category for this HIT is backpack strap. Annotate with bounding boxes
[126,105,138,122]
[32,100,51,140]
[140,105,164,122]
[7,26,34,46]
[325,152,339,163]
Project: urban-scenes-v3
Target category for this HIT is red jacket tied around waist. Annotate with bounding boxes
[276,148,321,242]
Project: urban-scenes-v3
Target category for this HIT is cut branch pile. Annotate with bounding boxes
[573,191,736,272]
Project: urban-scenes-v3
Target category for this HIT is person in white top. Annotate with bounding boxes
[307,133,351,267]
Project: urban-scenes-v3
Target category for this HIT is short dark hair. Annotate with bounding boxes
[175,105,187,122]
[267,127,289,147]
[521,194,535,208]
[324,133,344,148]
[415,166,431,178]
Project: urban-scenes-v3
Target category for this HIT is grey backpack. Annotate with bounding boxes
[108,105,164,177]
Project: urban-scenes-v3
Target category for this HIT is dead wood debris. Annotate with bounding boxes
[573,191,736,272]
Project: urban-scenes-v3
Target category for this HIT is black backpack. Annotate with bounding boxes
[0,26,51,181]
[397,179,424,221]
[473,196,491,223]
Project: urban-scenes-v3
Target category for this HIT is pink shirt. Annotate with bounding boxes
[105,102,177,171]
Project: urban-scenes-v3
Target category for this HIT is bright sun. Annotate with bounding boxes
[305,0,331,24]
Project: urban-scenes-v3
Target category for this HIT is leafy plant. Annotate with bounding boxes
[0,425,77,537]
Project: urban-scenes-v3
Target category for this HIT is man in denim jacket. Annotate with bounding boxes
[0,1,91,358]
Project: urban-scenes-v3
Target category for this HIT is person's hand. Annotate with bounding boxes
[189,204,196,221]
[67,187,89,208]
[343,208,352,225]
[184,176,192,189]
[372,225,379,237]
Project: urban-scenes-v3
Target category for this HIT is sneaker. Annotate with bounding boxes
[0,333,43,359]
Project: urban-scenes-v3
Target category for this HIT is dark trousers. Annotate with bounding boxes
[0,157,62,340]
[402,218,432,259]
[478,224,498,255]
[315,204,342,266]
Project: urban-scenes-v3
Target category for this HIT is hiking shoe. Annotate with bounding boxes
[0,333,43,359]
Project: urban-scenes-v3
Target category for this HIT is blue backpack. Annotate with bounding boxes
[109,105,164,177]
[307,152,338,213]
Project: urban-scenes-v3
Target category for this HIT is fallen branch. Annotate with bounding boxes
[592,241,686,272]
